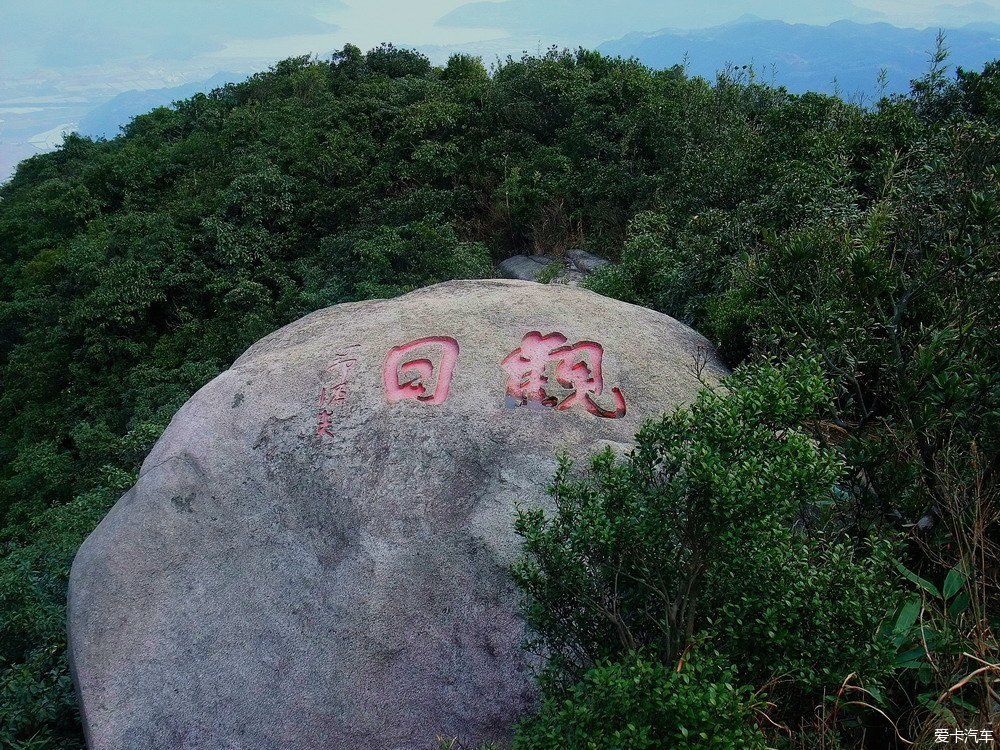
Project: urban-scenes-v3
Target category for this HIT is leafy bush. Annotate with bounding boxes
[514,654,767,750]
[514,359,901,729]
[0,476,132,750]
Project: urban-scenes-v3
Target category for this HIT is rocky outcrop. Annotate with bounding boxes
[497,250,611,284]
[68,279,727,750]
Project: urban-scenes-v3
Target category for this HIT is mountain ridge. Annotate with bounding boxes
[598,18,1000,98]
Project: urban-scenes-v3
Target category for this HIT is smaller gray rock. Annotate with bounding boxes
[498,255,561,281]
[558,269,588,286]
[567,249,612,273]
[498,251,612,285]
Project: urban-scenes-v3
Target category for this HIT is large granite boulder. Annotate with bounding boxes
[68,279,727,750]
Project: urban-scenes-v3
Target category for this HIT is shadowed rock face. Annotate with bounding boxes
[68,279,727,750]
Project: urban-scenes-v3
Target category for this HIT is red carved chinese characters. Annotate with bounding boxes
[316,345,360,437]
[313,332,626,425]
[501,331,626,418]
[382,336,460,405]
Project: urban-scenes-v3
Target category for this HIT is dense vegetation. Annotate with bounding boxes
[0,42,996,748]
[514,359,900,748]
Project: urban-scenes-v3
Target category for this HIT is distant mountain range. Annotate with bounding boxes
[438,0,1000,39]
[77,73,239,140]
[598,18,1000,99]
[438,0,881,41]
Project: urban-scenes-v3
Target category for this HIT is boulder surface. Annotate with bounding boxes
[68,279,727,750]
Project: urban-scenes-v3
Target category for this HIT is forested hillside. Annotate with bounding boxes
[1,44,997,748]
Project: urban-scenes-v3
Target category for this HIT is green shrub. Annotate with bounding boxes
[514,653,767,750]
[513,358,901,725]
[0,475,132,750]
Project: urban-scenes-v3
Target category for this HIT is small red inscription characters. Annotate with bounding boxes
[501,331,626,418]
[316,345,361,437]
[382,336,460,405]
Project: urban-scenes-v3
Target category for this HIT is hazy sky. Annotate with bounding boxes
[5,0,1000,76]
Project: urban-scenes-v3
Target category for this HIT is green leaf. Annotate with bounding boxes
[894,646,927,669]
[894,560,940,598]
[867,685,885,706]
[948,591,970,618]
[942,563,966,600]
[893,598,921,636]
[923,698,958,727]
[951,696,976,712]
[918,663,934,685]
